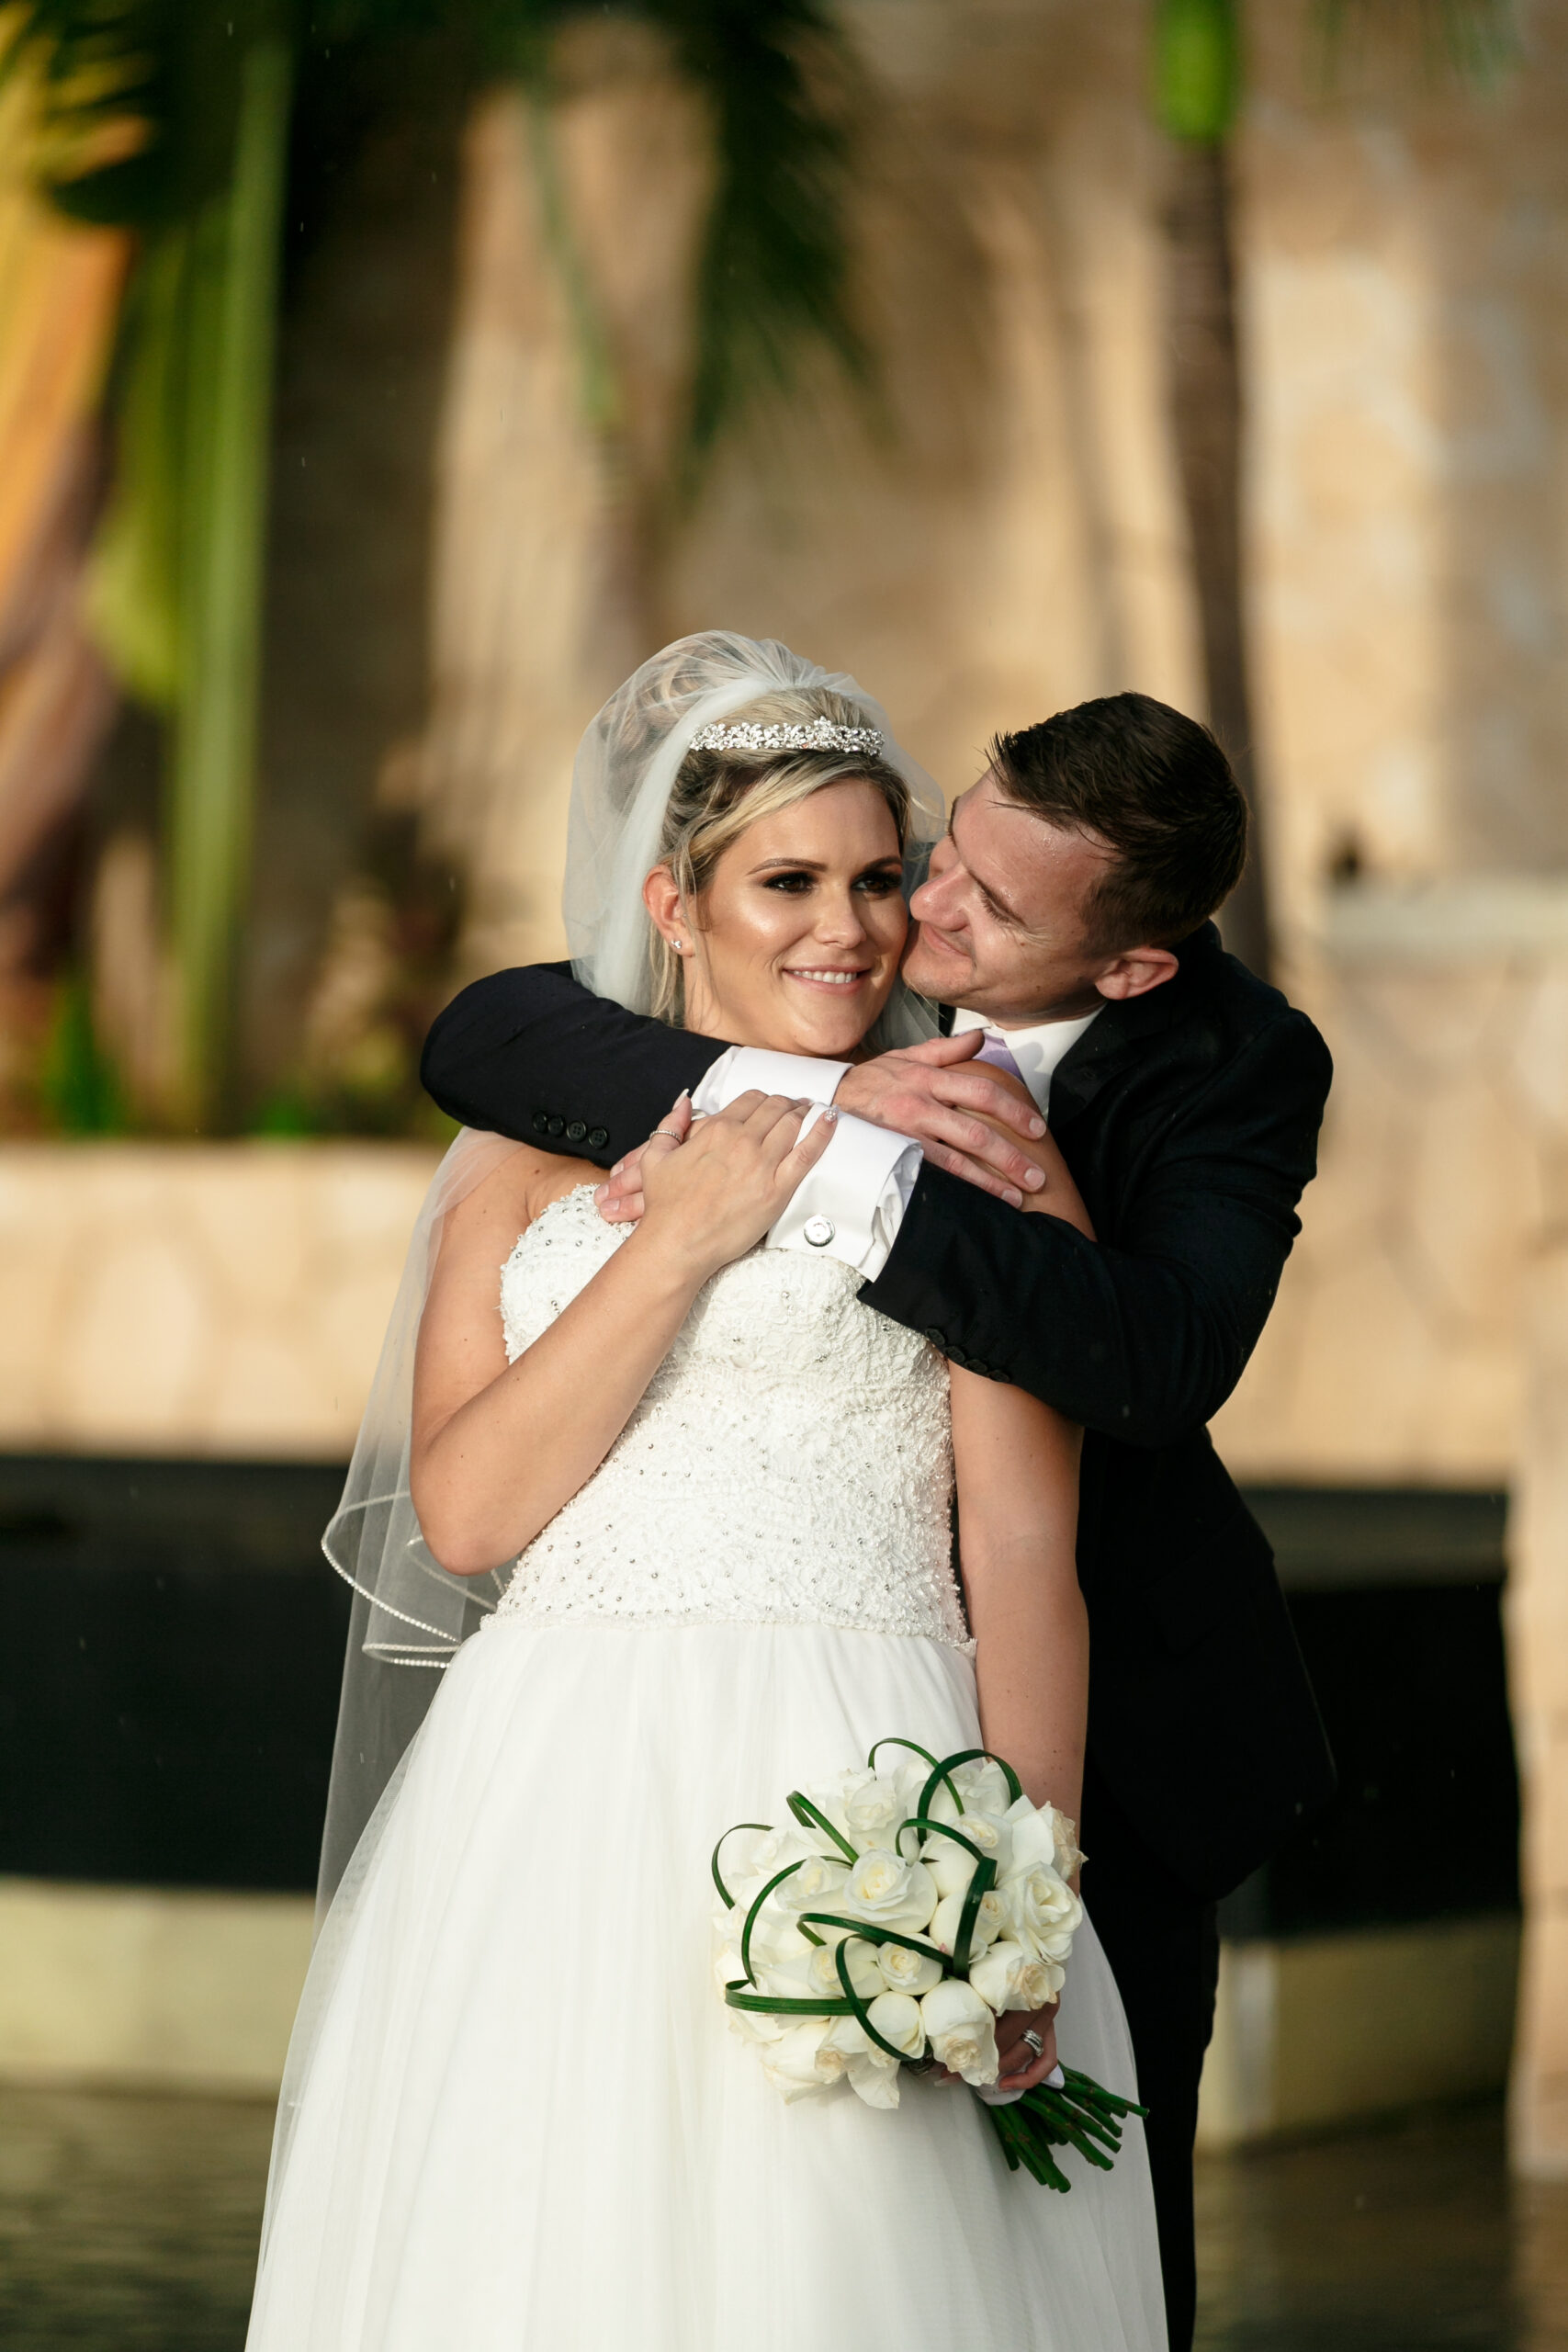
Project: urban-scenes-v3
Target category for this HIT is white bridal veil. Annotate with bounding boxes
[315,632,945,1916]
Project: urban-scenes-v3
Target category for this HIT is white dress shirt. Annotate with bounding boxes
[691,1005,1100,1280]
[947,1005,1101,1119]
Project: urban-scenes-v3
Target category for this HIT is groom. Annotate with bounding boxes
[420,689,1335,2351]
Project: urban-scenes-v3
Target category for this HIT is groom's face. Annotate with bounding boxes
[902,773,1124,1023]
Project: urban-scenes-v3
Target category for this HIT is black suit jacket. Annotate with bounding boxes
[421,926,1337,1897]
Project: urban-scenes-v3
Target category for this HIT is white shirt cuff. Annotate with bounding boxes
[687,1046,919,1280]
[766,1105,920,1278]
[690,1045,851,1114]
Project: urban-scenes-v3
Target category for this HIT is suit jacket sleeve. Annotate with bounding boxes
[420,962,727,1167]
[860,1012,1332,1447]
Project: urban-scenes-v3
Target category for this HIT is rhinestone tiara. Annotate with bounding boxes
[690,718,884,756]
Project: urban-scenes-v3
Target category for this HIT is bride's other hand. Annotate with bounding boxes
[636,1090,836,1281]
[593,1090,693,1227]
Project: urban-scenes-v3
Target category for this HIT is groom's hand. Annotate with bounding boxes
[834,1035,1049,1206]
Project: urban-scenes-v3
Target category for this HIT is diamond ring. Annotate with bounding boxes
[1021,2030,1046,2058]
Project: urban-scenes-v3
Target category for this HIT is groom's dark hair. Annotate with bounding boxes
[988,692,1248,951]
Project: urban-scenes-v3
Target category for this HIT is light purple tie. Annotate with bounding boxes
[973,1027,1025,1082]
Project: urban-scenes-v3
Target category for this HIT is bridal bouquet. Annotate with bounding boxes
[712,1739,1144,2192]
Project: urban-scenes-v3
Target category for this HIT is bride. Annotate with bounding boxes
[246,634,1166,2352]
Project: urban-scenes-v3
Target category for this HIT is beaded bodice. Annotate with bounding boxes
[491,1186,967,1649]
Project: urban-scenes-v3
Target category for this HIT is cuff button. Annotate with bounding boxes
[566,1121,587,1143]
[547,1114,566,1137]
[588,1126,609,1149]
[803,1215,836,1248]
[530,1110,549,1136]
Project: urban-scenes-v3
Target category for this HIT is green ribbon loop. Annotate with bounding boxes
[739,1860,805,1986]
[950,1854,998,1974]
[711,1822,772,1911]
[796,1915,954,1975]
[786,1791,859,1865]
[831,1936,913,2064]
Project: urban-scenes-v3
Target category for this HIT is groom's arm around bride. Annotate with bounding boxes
[421,689,1336,2352]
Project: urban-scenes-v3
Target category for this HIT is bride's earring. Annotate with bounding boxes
[672,938,684,954]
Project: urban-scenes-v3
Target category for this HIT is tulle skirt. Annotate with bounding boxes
[246,1619,1167,2351]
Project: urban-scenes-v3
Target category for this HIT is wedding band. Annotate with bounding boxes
[654,1125,682,1139]
[1021,2030,1046,2058]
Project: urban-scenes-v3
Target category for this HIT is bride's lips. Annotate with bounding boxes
[781,966,872,992]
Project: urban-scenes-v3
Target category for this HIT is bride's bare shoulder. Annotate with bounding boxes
[445,1145,601,1250]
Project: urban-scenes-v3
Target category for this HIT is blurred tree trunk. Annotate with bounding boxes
[1153,0,1269,979]
[1162,133,1269,978]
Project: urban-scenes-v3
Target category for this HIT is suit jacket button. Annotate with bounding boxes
[968,1359,989,1378]
[588,1126,609,1149]
[924,1327,946,1349]
[547,1114,566,1137]
[566,1121,587,1143]
[989,1365,1009,1382]
[949,1346,971,1371]
[530,1110,549,1136]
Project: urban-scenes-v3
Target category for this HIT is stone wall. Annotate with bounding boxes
[0,1143,438,1460]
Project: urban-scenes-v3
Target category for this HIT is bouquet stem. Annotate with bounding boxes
[979,2064,1146,2193]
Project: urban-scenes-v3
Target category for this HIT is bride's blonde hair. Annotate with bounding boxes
[649,687,912,1024]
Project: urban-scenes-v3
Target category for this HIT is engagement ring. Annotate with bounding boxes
[1021,2030,1046,2058]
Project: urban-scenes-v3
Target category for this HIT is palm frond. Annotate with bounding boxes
[0,0,291,225]
[652,0,868,470]
[1314,0,1519,91]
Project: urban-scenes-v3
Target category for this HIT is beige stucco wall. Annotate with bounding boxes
[0,1143,437,1460]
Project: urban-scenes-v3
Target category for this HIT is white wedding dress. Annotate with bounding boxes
[247,1186,1167,2352]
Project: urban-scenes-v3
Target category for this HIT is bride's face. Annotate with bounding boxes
[652,779,908,1057]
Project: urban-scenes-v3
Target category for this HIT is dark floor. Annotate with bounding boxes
[0,2086,1563,2350]
[1195,2103,1568,2352]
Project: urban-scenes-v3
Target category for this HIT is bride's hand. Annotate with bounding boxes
[994,2003,1060,2092]
[636,1090,837,1282]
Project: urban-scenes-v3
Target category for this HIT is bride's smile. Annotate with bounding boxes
[642,778,908,1059]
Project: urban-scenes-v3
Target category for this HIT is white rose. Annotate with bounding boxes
[967,1938,1063,2015]
[1022,1953,1066,2004]
[1007,1865,1083,1961]
[929,1886,1005,1957]
[726,1996,786,2048]
[928,1811,1012,1897]
[806,1937,884,2002]
[840,1847,939,1935]
[726,1899,808,1972]
[760,2019,847,2101]
[774,1851,850,1914]
[819,2010,908,2109]
[839,1770,911,1849]
[846,2054,902,2108]
[875,1939,943,1996]
[1044,1803,1085,1879]
[865,1990,927,2061]
[732,1822,819,1890]
[1002,1798,1084,1884]
[952,1758,1013,1817]
[919,1978,999,2086]
[817,2011,898,2103]
[713,1936,747,1994]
